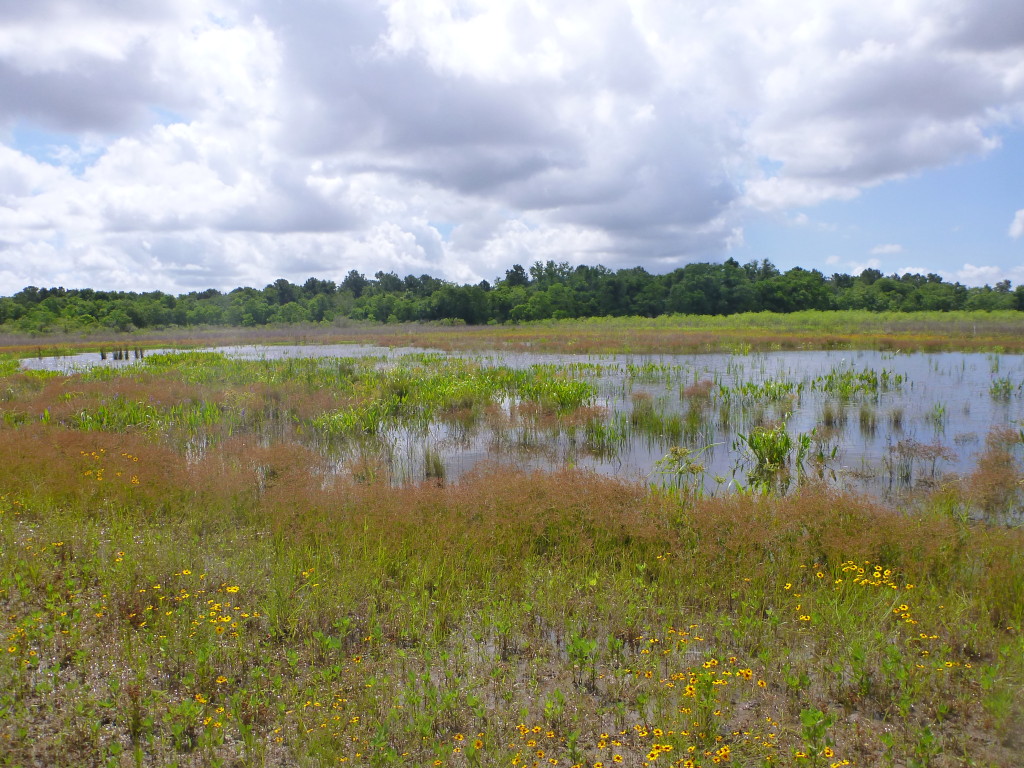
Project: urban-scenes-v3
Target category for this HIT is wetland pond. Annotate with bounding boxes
[21,344,1024,498]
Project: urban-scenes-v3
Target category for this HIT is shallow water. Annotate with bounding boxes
[20,344,1024,495]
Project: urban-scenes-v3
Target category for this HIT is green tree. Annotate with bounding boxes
[341,270,369,298]
[758,268,831,312]
[503,264,530,287]
[274,302,310,323]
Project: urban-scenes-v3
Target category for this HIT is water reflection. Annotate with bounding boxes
[19,344,1024,497]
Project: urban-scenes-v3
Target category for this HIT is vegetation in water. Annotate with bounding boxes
[0,346,1022,767]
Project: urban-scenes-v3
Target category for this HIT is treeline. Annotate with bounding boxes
[2,259,1022,333]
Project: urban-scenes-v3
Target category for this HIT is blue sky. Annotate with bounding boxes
[0,0,1022,294]
[737,130,1024,283]
[11,123,73,165]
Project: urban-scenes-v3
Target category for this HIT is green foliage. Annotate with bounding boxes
[799,707,837,766]
[990,377,1016,401]
[737,423,793,473]
[2,259,1020,333]
[650,444,717,500]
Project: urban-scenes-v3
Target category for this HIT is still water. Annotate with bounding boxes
[21,344,1024,495]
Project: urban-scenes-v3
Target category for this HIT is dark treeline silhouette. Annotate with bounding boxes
[2,260,1021,332]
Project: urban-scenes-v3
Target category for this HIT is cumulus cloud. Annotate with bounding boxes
[845,258,883,276]
[870,244,904,255]
[0,0,1023,292]
[1011,210,1024,239]
[953,263,1024,287]
[895,265,932,276]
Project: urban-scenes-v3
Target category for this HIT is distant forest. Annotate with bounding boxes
[2,259,1022,333]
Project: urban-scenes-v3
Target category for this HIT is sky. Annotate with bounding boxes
[0,0,1023,296]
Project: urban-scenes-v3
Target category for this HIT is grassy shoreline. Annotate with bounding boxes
[4,310,1024,358]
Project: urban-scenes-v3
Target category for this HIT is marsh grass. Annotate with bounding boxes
[858,405,877,438]
[962,428,1024,524]
[5,310,1024,360]
[1,351,1023,767]
[630,393,685,445]
[4,437,1021,767]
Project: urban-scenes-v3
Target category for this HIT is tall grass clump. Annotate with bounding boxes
[736,422,792,474]
[629,392,684,444]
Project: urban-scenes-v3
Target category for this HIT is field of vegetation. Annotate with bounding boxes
[1,325,1023,767]
[6,309,1024,359]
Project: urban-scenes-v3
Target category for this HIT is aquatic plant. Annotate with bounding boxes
[810,366,905,400]
[583,413,628,457]
[926,402,947,431]
[859,404,878,437]
[883,439,954,487]
[737,422,793,474]
[423,444,446,483]
[889,406,905,431]
[989,377,1016,401]
[649,443,719,499]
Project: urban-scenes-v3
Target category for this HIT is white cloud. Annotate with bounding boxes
[743,176,862,211]
[1010,209,1024,238]
[0,0,1023,293]
[845,258,883,276]
[870,244,904,255]
[953,263,1024,287]
[895,265,932,276]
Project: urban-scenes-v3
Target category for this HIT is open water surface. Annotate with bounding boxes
[21,344,1024,495]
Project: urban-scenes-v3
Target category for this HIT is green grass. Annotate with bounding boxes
[0,346,1022,767]
[5,309,1024,358]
